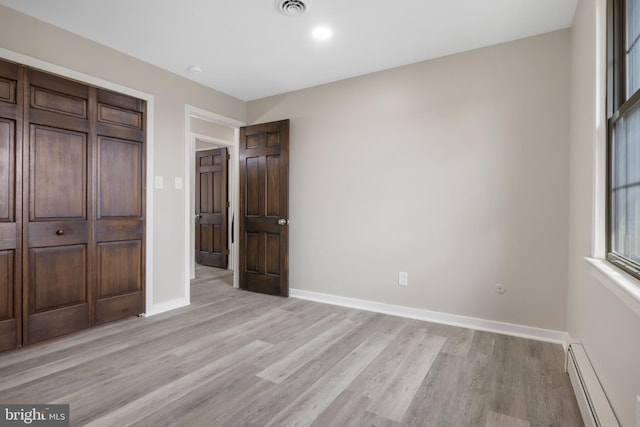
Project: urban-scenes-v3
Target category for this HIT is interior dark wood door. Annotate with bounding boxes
[0,59,21,352]
[239,119,289,296]
[195,148,228,268]
[24,69,92,344]
[93,88,145,325]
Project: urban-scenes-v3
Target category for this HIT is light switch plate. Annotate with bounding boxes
[154,176,164,189]
[175,177,183,190]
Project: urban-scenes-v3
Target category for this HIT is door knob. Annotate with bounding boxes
[55,229,64,236]
[277,218,290,226]
[195,214,201,219]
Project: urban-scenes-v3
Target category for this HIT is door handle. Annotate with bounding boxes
[55,229,64,236]
[195,214,201,219]
[277,218,290,226]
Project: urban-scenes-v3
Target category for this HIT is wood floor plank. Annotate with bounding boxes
[0,342,129,392]
[139,364,269,427]
[366,332,446,421]
[57,357,187,425]
[486,410,530,427]
[262,306,348,345]
[346,321,446,421]
[168,307,290,359]
[401,331,498,426]
[520,338,584,426]
[83,340,272,427]
[251,312,342,368]
[232,314,405,426]
[197,376,273,427]
[0,318,134,370]
[441,327,476,357]
[257,317,359,383]
[55,329,270,424]
[310,389,401,427]
[0,362,120,405]
[488,335,533,421]
[264,331,395,427]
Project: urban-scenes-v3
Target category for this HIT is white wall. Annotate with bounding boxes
[192,118,235,143]
[0,6,247,308]
[568,0,640,425]
[248,30,572,332]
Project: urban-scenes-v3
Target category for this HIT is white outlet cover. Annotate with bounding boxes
[399,272,408,286]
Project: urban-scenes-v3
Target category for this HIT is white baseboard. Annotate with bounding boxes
[144,297,190,317]
[290,288,570,346]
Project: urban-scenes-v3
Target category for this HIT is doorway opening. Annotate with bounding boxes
[184,106,245,300]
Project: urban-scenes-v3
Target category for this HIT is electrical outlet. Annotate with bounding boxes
[399,272,408,286]
[494,283,506,294]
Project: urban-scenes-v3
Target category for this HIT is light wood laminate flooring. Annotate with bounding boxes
[0,265,584,426]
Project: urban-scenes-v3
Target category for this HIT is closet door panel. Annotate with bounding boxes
[98,137,141,218]
[29,126,86,219]
[29,245,86,312]
[94,88,145,325]
[0,251,16,351]
[0,59,20,352]
[97,241,141,297]
[0,252,13,319]
[0,119,17,251]
[24,68,91,345]
[0,76,16,103]
[95,240,141,324]
[0,119,14,221]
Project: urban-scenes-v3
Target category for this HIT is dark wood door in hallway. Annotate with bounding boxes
[195,147,229,269]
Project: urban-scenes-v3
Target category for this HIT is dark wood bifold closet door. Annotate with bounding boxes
[195,147,228,268]
[94,89,145,325]
[24,69,91,344]
[0,60,21,352]
[21,68,146,345]
[0,60,146,350]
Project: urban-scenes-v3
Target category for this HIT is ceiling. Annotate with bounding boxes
[0,0,578,101]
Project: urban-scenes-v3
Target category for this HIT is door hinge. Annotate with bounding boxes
[226,201,230,208]
[225,249,230,255]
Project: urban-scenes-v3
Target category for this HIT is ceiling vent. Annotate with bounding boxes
[276,0,310,17]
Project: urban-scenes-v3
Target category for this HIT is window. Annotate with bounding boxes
[608,0,640,277]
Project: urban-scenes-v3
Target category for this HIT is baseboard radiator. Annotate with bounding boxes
[566,343,620,427]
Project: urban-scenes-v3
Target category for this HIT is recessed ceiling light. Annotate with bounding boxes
[312,26,332,41]
[188,65,202,73]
